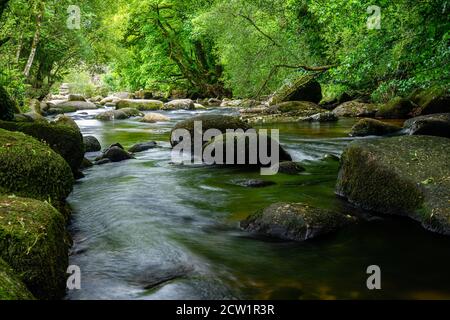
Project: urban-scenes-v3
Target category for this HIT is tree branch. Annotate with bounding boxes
[256,64,338,99]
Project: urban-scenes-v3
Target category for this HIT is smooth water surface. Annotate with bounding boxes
[66,108,450,300]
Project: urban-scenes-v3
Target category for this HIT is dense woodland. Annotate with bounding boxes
[0,0,449,107]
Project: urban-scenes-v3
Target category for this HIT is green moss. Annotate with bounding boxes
[376,97,415,119]
[0,120,84,174]
[116,100,163,111]
[0,196,69,300]
[0,258,35,300]
[0,128,74,207]
[350,118,402,137]
[0,86,15,121]
[412,86,450,115]
[336,135,450,234]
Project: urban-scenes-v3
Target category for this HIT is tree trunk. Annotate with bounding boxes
[23,2,45,78]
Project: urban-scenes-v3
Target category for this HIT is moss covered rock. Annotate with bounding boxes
[403,113,450,138]
[332,101,378,117]
[411,86,450,116]
[203,132,292,166]
[0,86,15,121]
[269,75,322,105]
[56,100,97,111]
[0,258,35,300]
[53,115,80,132]
[336,135,450,235]
[241,203,352,241]
[0,121,84,175]
[140,113,170,123]
[116,99,163,111]
[0,128,74,205]
[376,97,416,119]
[163,99,195,110]
[83,135,101,152]
[350,118,402,137]
[0,196,69,300]
[171,115,251,147]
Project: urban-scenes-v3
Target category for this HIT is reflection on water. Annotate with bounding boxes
[66,108,450,300]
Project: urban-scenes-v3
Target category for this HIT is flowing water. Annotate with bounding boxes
[66,108,450,300]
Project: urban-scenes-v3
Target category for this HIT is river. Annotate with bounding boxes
[66,108,450,300]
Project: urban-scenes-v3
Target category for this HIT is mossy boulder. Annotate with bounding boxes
[376,97,416,119]
[203,132,292,166]
[332,101,378,117]
[403,113,450,138]
[56,100,97,111]
[0,121,84,175]
[140,113,170,123]
[163,99,195,110]
[116,99,163,111]
[269,75,322,105]
[0,128,74,206]
[53,115,80,132]
[170,115,251,147]
[95,109,143,121]
[350,118,402,137]
[411,86,450,116]
[68,94,86,102]
[0,85,15,121]
[120,108,144,118]
[0,196,69,300]
[336,135,450,235]
[275,101,325,115]
[241,203,352,241]
[0,258,35,300]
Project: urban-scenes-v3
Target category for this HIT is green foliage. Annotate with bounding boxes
[1,0,448,101]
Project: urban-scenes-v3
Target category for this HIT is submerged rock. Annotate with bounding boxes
[332,101,378,118]
[128,141,157,153]
[269,75,322,105]
[241,203,352,241]
[336,135,450,235]
[0,196,69,299]
[278,161,306,175]
[403,113,450,138]
[95,110,128,121]
[232,179,276,188]
[83,135,101,152]
[350,118,402,137]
